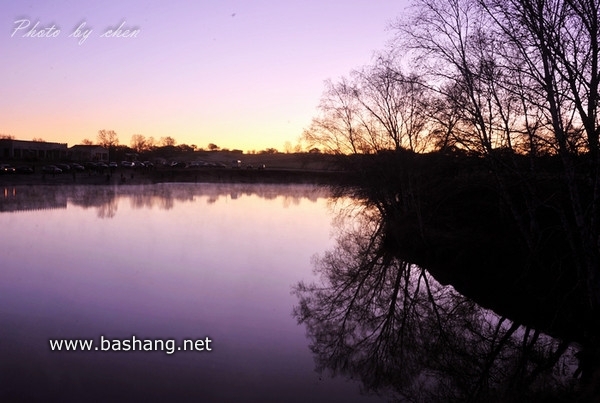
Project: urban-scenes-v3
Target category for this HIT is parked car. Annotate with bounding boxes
[70,163,85,171]
[15,166,34,174]
[55,163,71,172]
[42,165,62,174]
[186,161,206,168]
[0,164,16,174]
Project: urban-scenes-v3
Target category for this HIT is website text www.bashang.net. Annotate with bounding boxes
[49,335,212,355]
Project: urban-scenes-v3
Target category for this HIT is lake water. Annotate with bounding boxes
[0,183,385,402]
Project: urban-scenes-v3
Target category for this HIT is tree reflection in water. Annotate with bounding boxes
[293,201,576,402]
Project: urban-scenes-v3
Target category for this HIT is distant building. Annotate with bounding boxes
[0,139,68,161]
[68,145,109,162]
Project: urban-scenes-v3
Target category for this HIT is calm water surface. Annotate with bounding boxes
[0,184,384,402]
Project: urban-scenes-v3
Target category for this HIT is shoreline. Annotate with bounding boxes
[0,167,349,187]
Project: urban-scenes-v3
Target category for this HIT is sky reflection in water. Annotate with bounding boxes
[0,184,383,402]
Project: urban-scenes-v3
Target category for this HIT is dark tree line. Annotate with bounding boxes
[298,0,600,399]
[305,0,598,160]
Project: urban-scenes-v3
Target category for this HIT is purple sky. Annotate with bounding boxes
[1,0,410,152]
